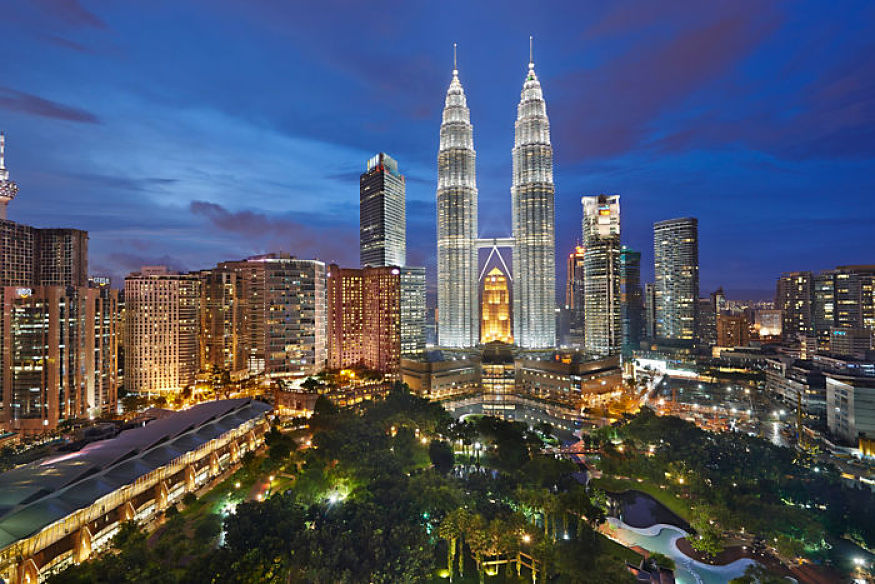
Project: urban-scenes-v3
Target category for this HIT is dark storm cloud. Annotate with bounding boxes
[0,86,100,123]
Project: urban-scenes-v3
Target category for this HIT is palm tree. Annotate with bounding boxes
[439,508,470,583]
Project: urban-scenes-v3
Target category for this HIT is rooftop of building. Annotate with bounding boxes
[0,398,270,550]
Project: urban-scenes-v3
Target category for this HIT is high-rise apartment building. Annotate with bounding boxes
[88,279,119,417]
[125,266,201,395]
[218,255,327,377]
[327,264,407,373]
[436,51,479,348]
[360,153,406,267]
[653,217,699,341]
[481,267,513,344]
[199,269,243,374]
[620,248,644,354]
[775,271,814,342]
[512,47,556,348]
[581,195,621,355]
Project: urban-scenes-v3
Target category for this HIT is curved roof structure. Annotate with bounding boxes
[0,399,270,549]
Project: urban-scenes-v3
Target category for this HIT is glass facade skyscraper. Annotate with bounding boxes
[512,49,556,348]
[360,153,406,268]
[653,217,699,341]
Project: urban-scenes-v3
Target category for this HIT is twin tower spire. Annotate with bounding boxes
[436,39,556,349]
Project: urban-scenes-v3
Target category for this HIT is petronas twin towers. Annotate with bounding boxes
[437,41,556,349]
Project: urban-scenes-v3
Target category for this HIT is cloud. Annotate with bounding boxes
[0,86,100,123]
[189,201,358,265]
[554,3,781,159]
[33,0,107,29]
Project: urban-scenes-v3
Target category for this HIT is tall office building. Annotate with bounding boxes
[436,48,479,348]
[400,266,426,356]
[512,42,556,348]
[88,279,119,417]
[125,266,201,395]
[360,153,406,267]
[653,217,699,340]
[775,271,814,343]
[581,195,621,355]
[565,246,586,345]
[0,133,18,220]
[218,255,327,377]
[481,266,513,344]
[620,247,644,354]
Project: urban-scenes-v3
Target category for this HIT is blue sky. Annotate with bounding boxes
[1,0,873,300]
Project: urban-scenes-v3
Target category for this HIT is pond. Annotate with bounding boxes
[606,519,758,584]
[611,489,691,532]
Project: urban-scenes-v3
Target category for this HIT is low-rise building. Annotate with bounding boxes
[0,399,270,583]
[826,374,875,446]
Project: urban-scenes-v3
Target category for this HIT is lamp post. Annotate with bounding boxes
[474,442,482,468]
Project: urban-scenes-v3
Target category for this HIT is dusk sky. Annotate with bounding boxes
[1,0,873,300]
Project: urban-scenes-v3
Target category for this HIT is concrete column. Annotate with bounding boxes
[209,452,219,475]
[154,481,169,511]
[74,526,93,563]
[230,441,240,463]
[16,557,39,584]
[185,464,196,492]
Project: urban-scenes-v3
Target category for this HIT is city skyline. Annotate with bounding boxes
[1,2,874,300]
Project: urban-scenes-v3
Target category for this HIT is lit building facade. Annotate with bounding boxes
[199,269,243,375]
[581,195,621,355]
[716,314,750,347]
[436,55,479,348]
[481,266,513,344]
[512,50,556,348]
[565,246,586,345]
[400,266,427,356]
[653,217,699,341]
[826,374,875,446]
[218,255,327,377]
[360,153,406,267]
[327,264,410,373]
[125,266,201,395]
[775,271,814,342]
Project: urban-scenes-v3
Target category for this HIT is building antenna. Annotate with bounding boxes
[529,35,534,68]
[0,132,5,171]
[453,42,458,73]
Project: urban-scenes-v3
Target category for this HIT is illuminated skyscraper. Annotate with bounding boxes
[360,153,406,267]
[512,39,556,348]
[582,195,621,355]
[436,45,479,347]
[481,266,513,344]
[654,217,699,340]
